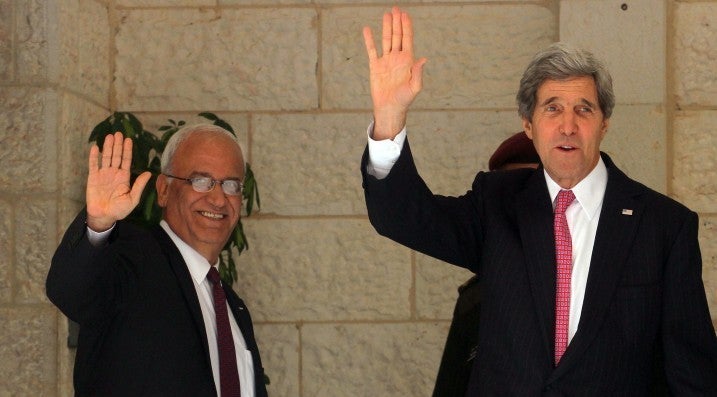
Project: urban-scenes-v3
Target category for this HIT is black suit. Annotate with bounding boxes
[46,211,268,397]
[362,141,717,395]
[432,275,482,397]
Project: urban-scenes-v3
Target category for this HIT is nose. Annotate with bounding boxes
[560,112,578,135]
[206,182,228,206]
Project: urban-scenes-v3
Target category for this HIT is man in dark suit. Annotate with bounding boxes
[46,125,268,397]
[361,7,717,395]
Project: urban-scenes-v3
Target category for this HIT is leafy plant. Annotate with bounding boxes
[88,112,260,286]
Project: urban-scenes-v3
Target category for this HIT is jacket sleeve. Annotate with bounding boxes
[46,210,127,326]
[662,210,717,394]
[361,139,485,272]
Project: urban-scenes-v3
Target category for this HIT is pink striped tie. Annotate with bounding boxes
[207,267,241,397]
[554,189,575,365]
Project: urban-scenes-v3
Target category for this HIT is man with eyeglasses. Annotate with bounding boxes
[47,124,268,397]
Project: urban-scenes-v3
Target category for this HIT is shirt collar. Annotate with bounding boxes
[544,156,608,220]
[160,220,216,285]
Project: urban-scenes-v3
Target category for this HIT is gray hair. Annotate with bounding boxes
[161,123,244,174]
[516,42,615,120]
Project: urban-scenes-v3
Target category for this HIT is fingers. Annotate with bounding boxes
[110,131,123,169]
[363,26,377,62]
[101,133,114,169]
[98,132,129,169]
[381,11,391,56]
[370,7,412,56]
[390,6,402,53]
[121,135,133,170]
[89,144,100,172]
[401,10,413,54]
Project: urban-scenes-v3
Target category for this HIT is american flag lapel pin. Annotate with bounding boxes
[621,209,633,216]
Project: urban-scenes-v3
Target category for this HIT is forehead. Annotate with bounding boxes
[172,132,244,175]
[537,76,598,101]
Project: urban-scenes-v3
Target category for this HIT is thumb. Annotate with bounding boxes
[410,57,428,94]
[129,171,152,206]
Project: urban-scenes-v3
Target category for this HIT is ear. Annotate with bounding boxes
[522,118,534,139]
[600,118,610,138]
[156,174,169,208]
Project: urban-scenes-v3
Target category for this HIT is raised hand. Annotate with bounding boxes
[85,132,151,232]
[363,6,427,140]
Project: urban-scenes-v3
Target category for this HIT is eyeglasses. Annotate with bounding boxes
[163,174,243,196]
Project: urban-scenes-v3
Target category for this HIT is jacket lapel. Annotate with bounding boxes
[151,226,213,369]
[515,168,557,367]
[547,153,645,381]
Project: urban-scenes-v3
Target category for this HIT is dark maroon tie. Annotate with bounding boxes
[207,267,241,397]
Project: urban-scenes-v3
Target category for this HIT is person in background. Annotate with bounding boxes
[47,124,268,397]
[432,131,539,397]
[360,6,717,395]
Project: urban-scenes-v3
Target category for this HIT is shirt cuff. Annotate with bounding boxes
[86,224,115,247]
[366,121,406,180]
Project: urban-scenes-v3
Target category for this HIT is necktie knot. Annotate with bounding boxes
[555,189,575,215]
[207,266,221,285]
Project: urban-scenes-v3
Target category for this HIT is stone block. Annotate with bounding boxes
[126,112,250,161]
[302,322,448,397]
[0,0,11,80]
[0,199,11,303]
[0,87,57,193]
[16,0,48,82]
[0,307,57,396]
[600,104,666,193]
[322,4,555,110]
[699,216,717,322]
[672,111,717,213]
[560,0,665,105]
[15,198,56,303]
[58,93,110,202]
[115,8,318,111]
[253,323,300,397]
[235,218,412,322]
[57,199,84,259]
[57,0,110,104]
[674,3,717,107]
[118,0,214,6]
[403,110,523,196]
[416,254,474,320]
[252,112,370,216]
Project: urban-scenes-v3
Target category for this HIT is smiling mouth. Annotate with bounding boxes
[200,211,225,219]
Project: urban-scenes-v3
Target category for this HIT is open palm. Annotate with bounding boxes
[86,132,151,232]
[363,7,427,139]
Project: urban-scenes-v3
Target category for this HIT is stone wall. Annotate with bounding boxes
[0,0,714,396]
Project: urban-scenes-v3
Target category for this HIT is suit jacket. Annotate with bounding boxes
[46,211,268,397]
[361,140,717,396]
[432,276,482,397]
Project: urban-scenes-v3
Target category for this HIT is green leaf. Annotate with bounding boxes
[199,112,235,135]
[242,164,260,215]
[89,117,113,145]
[198,112,219,121]
[143,189,157,222]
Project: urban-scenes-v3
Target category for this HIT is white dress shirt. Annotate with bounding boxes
[366,123,608,344]
[87,221,255,397]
